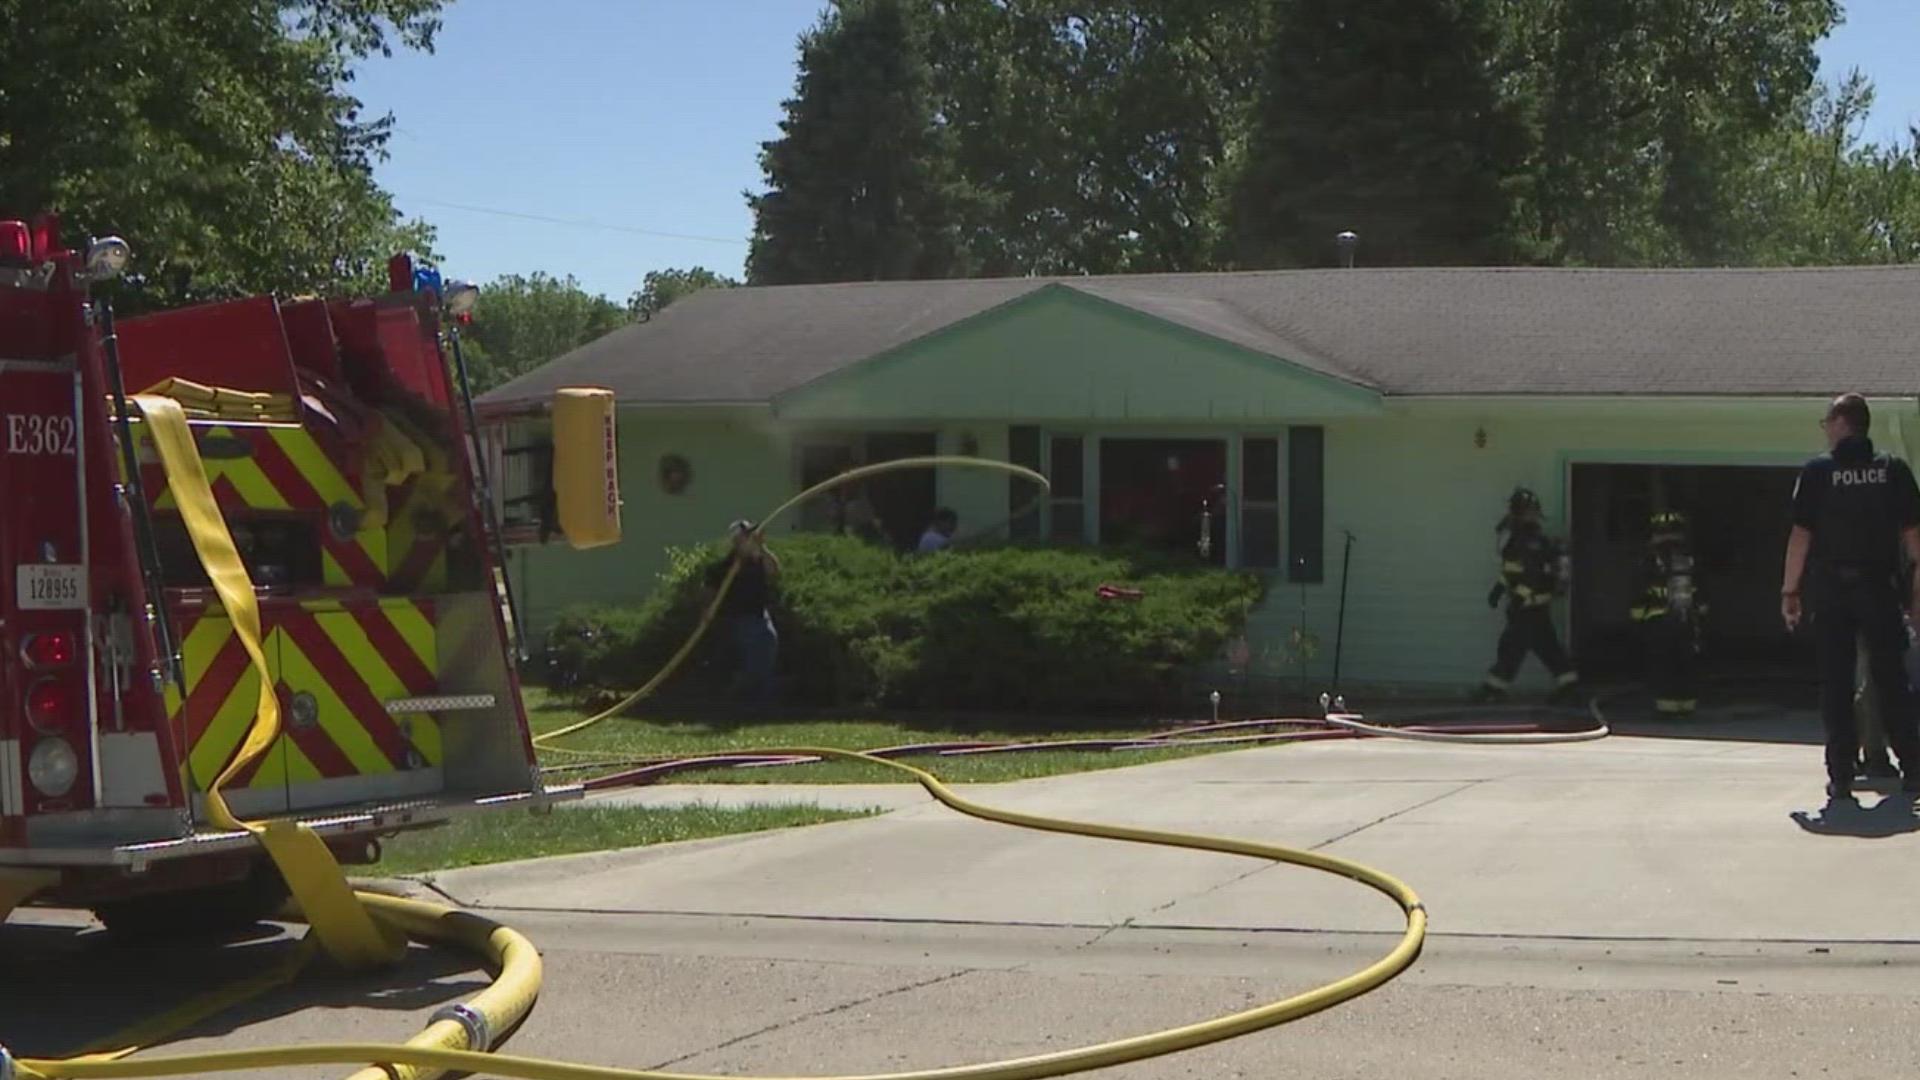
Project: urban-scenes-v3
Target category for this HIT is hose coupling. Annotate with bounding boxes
[430,1002,492,1050]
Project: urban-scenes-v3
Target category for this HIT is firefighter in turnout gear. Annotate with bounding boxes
[1630,509,1706,717]
[1475,488,1581,704]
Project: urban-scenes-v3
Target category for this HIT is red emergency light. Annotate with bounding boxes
[30,212,60,261]
[0,220,30,264]
[26,678,75,733]
[22,632,77,668]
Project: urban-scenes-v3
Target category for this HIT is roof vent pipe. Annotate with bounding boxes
[1335,230,1358,269]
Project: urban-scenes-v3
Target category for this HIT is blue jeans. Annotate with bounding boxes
[729,610,779,704]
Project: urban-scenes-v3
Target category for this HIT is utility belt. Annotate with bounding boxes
[1815,561,1899,589]
[1507,583,1556,609]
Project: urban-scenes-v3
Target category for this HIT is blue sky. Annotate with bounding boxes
[352,0,1920,303]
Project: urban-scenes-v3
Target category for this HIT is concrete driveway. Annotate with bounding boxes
[8,718,1920,1079]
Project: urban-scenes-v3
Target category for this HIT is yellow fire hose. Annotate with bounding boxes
[9,446,1556,1080]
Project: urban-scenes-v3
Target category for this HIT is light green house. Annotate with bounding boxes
[474,266,1920,697]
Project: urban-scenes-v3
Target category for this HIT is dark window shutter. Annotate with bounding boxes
[1287,426,1324,583]
[1242,437,1281,569]
[1009,425,1041,540]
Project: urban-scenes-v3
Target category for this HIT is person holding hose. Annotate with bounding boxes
[1781,393,1920,800]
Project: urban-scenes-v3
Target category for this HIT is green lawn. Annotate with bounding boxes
[374,803,876,875]
[526,689,1250,785]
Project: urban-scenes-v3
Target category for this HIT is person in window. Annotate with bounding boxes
[837,483,887,545]
[917,508,958,553]
[706,521,781,705]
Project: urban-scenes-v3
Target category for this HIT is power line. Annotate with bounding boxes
[396,194,749,245]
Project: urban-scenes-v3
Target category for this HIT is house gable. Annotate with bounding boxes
[771,284,1383,423]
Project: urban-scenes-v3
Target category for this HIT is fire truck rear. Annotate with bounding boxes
[0,214,592,936]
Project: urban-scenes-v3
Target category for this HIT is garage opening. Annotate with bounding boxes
[1570,463,1816,685]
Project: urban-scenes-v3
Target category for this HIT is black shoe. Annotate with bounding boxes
[1546,683,1581,707]
[1862,758,1900,780]
[1470,684,1507,704]
[1828,781,1856,802]
[1903,772,1920,796]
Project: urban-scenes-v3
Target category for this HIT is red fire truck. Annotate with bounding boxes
[0,213,587,936]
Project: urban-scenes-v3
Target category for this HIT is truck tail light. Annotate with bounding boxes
[28,737,79,797]
[22,632,77,668]
[0,220,29,264]
[26,678,74,733]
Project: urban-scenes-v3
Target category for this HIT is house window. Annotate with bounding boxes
[1097,438,1227,564]
[794,432,938,549]
[1241,436,1281,569]
[1287,426,1325,582]
[1048,435,1085,542]
[796,441,859,533]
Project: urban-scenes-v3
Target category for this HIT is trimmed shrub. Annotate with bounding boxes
[542,535,1264,714]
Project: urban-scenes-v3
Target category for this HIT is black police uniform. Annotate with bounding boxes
[1479,503,1579,701]
[1789,433,1920,788]
[1629,511,1705,717]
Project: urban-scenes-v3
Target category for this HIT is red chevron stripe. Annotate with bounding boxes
[181,632,253,742]
[235,430,326,511]
[351,606,436,696]
[389,536,446,592]
[277,614,412,771]
[209,474,247,514]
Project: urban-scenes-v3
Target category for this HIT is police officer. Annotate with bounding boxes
[1780,393,1920,800]
[1629,508,1705,717]
[1475,487,1581,705]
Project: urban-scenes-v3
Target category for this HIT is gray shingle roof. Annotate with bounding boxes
[476,265,1920,408]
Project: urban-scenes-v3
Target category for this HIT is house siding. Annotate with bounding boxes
[510,408,787,634]
[1240,400,1882,695]
[508,397,1919,692]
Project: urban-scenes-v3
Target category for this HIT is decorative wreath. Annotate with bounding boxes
[658,453,692,494]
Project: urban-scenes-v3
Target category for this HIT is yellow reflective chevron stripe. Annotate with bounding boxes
[132,394,404,971]
[270,426,358,507]
[151,426,290,510]
[276,639,394,777]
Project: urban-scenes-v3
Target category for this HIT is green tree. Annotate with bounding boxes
[628,266,739,321]
[1513,0,1838,265]
[0,0,442,309]
[1738,73,1920,266]
[747,0,983,284]
[1227,0,1531,268]
[929,1,1270,275]
[460,273,630,393]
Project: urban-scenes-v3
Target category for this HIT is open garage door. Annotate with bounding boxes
[1570,464,1816,686]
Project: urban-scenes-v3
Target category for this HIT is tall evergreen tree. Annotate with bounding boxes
[747,0,981,285]
[1225,0,1530,268]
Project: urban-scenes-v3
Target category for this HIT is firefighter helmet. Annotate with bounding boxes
[1508,487,1541,516]
[1651,508,1689,537]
